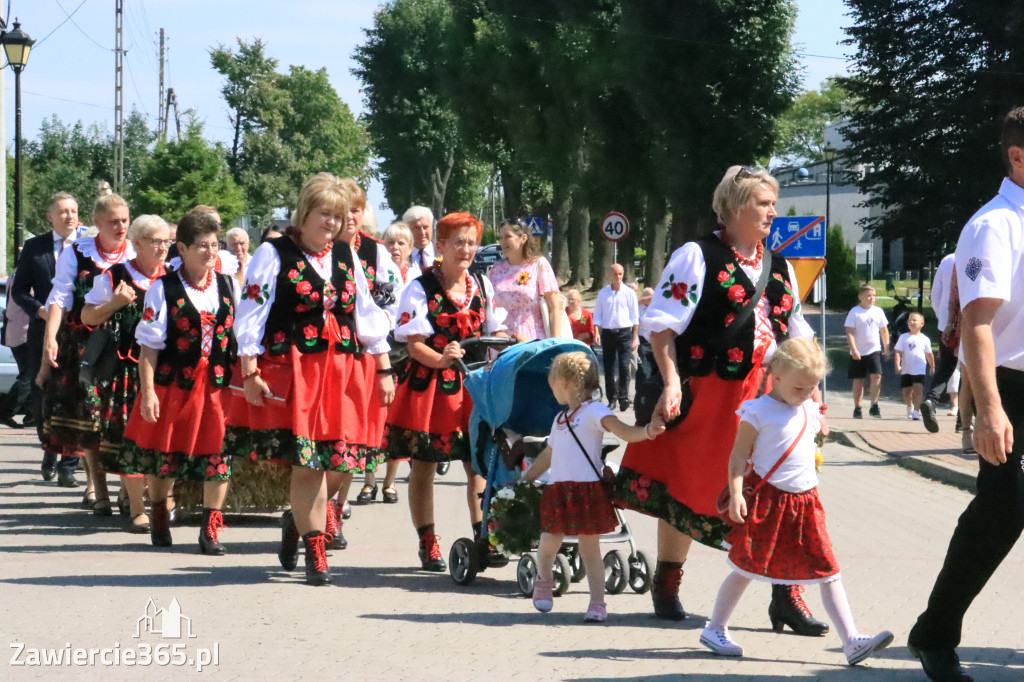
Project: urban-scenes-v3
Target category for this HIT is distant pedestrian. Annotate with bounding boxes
[908,106,1024,682]
[843,284,889,418]
[893,311,935,420]
[523,351,665,622]
[701,338,893,665]
[565,289,595,347]
[593,263,638,412]
[919,252,958,432]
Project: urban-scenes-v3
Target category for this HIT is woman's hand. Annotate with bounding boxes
[438,341,465,368]
[657,376,683,422]
[111,280,137,309]
[34,363,51,388]
[43,337,59,369]
[728,492,747,524]
[513,332,530,343]
[244,375,271,407]
[376,374,396,406]
[140,390,160,423]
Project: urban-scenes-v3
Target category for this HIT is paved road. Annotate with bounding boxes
[1,423,1022,681]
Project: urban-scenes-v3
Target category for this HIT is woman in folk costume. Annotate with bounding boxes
[384,212,508,572]
[227,173,394,586]
[81,214,170,533]
[40,192,135,516]
[122,210,239,553]
[610,166,826,635]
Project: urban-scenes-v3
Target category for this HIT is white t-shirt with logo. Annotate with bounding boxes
[844,305,888,355]
[546,400,615,484]
[737,395,822,494]
[894,332,931,375]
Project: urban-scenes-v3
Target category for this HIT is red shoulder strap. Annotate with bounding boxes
[753,404,808,492]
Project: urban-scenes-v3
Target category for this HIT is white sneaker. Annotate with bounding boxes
[700,623,743,657]
[844,631,894,665]
[906,409,914,420]
[912,410,922,420]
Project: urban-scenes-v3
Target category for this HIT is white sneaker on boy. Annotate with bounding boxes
[912,410,922,420]
[699,623,743,657]
[844,631,894,665]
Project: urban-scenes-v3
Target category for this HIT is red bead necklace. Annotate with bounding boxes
[440,269,474,309]
[183,268,214,292]
[95,237,127,264]
[721,231,764,267]
[301,240,333,261]
[130,258,164,284]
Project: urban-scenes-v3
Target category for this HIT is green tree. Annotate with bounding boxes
[132,119,245,225]
[841,0,1024,255]
[825,225,859,310]
[773,77,856,164]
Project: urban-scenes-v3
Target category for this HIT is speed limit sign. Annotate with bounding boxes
[601,212,629,242]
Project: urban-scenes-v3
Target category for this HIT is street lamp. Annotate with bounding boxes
[822,142,836,400]
[2,20,33,266]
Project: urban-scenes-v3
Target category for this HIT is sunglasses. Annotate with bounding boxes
[734,165,760,183]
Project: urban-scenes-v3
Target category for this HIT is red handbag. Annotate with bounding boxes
[715,404,808,524]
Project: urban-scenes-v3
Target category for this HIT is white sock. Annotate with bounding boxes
[708,571,751,630]
[820,579,858,646]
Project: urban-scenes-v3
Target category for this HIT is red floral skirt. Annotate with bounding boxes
[226,345,384,447]
[123,359,226,457]
[725,478,840,584]
[540,481,618,536]
[386,368,471,438]
[619,367,765,517]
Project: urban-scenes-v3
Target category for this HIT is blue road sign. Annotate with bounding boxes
[525,216,546,237]
[767,216,826,258]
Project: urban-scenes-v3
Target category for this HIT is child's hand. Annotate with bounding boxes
[819,415,829,438]
[648,412,667,438]
[729,493,747,524]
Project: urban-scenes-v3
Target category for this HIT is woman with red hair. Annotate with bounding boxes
[385,212,507,571]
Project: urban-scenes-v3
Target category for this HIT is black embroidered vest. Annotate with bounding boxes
[399,270,486,395]
[103,263,150,361]
[259,236,360,356]
[68,245,108,327]
[153,273,237,390]
[669,235,797,380]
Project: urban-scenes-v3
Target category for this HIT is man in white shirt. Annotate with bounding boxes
[404,206,435,272]
[908,107,1024,682]
[594,263,639,411]
[919,253,958,432]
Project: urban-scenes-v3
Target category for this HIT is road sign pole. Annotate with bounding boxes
[821,229,828,401]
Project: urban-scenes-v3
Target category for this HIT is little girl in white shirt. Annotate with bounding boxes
[701,337,893,665]
[524,351,665,622]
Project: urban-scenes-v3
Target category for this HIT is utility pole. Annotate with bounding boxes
[157,28,165,140]
[163,87,180,141]
[113,0,125,194]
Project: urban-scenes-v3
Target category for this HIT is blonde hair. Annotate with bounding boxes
[291,173,351,237]
[48,192,77,212]
[711,165,780,224]
[907,311,925,324]
[93,192,128,219]
[383,220,413,246]
[127,214,169,242]
[769,337,829,380]
[858,283,876,295]
[549,351,600,403]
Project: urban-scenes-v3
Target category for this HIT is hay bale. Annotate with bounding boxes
[172,457,291,517]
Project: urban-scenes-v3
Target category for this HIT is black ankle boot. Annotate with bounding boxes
[303,531,332,586]
[418,528,446,572]
[150,500,173,548]
[279,509,299,570]
[769,584,829,636]
[325,500,346,550]
[651,560,686,620]
[198,508,226,555]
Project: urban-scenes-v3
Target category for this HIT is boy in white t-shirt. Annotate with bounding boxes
[893,312,935,420]
[844,284,890,418]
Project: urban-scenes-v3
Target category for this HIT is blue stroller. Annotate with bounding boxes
[447,337,652,597]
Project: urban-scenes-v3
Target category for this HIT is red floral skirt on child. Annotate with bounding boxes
[725,475,840,584]
[540,481,618,536]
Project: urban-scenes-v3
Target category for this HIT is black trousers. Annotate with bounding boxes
[25,323,78,473]
[924,342,958,403]
[600,328,632,403]
[909,367,1024,649]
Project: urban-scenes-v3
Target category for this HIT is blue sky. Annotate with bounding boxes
[3,0,853,224]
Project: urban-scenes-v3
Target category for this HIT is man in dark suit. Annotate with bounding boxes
[11,192,83,486]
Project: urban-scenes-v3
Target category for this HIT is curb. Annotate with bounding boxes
[831,428,977,495]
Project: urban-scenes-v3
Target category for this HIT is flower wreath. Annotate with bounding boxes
[487,479,543,556]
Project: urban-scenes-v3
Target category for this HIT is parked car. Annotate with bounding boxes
[470,243,502,276]
[0,277,18,393]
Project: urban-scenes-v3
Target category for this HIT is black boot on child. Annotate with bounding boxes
[150,500,173,548]
[417,525,446,572]
[199,508,226,555]
[769,584,829,636]
[651,560,686,620]
[279,509,299,570]
[303,531,332,586]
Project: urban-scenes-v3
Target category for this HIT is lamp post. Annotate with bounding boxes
[2,21,34,266]
[822,142,836,400]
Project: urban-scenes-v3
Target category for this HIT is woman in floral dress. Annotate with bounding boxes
[487,219,561,341]
[81,214,170,533]
[610,166,825,635]
[385,212,508,572]
[122,210,238,554]
[40,193,135,516]
[226,173,394,586]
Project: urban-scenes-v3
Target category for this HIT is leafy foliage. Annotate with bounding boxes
[825,225,859,310]
[773,78,857,165]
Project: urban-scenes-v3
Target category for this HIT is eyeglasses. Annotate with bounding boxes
[734,165,760,183]
[188,241,220,253]
[144,238,174,249]
[445,238,479,249]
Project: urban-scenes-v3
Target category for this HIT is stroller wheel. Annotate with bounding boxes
[449,537,479,586]
[603,550,628,595]
[562,544,586,583]
[552,554,571,597]
[517,553,538,596]
[627,550,652,594]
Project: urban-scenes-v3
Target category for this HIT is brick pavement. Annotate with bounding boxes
[1,419,1022,681]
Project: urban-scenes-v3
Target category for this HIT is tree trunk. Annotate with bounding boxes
[500,164,523,218]
[670,188,713,250]
[591,217,609,292]
[430,154,455,219]
[551,179,571,280]
[567,197,590,287]
[645,194,669,286]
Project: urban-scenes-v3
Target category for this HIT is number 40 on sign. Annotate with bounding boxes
[601,212,629,242]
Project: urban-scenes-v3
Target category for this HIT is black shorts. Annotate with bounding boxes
[901,374,926,388]
[848,351,883,379]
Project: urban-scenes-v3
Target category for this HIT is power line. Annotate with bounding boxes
[35,0,89,48]
[123,52,150,117]
[53,0,108,51]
